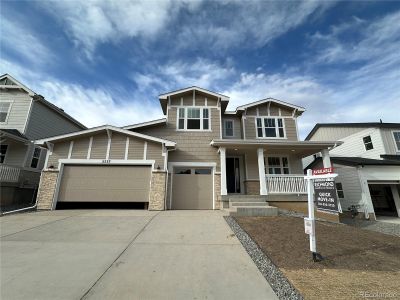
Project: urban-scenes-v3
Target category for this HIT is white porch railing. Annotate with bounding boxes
[265,174,307,194]
[0,165,21,183]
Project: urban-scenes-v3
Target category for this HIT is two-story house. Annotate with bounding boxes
[0,74,86,211]
[34,87,338,218]
[304,123,400,219]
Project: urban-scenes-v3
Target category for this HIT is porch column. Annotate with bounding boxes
[257,148,267,195]
[321,149,332,168]
[220,147,227,196]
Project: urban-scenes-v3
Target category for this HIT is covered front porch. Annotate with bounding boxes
[211,139,337,198]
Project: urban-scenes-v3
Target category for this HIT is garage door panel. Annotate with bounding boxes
[172,169,213,210]
[58,165,151,203]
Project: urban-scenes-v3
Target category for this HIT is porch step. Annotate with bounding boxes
[230,201,269,207]
[227,196,268,202]
[229,206,278,217]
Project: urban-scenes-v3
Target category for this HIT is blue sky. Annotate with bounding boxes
[1,0,399,138]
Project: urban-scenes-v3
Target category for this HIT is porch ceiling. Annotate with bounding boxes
[211,139,341,158]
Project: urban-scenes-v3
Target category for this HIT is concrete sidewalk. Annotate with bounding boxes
[1,210,277,300]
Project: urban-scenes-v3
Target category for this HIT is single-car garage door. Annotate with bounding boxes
[58,165,151,203]
[171,167,213,209]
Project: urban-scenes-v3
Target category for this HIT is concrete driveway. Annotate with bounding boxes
[1,210,277,300]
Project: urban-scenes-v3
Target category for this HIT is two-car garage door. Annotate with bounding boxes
[58,165,151,203]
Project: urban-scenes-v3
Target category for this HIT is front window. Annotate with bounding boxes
[393,131,400,151]
[265,156,290,174]
[0,101,12,123]
[336,182,345,198]
[177,107,210,130]
[30,148,41,168]
[256,117,285,138]
[0,145,8,163]
[363,135,373,151]
[224,120,234,137]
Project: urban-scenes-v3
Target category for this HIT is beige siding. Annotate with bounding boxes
[25,101,83,140]
[147,141,164,169]
[169,92,219,107]
[2,138,29,167]
[109,133,126,160]
[222,116,242,139]
[134,107,221,171]
[71,138,89,159]
[310,127,366,141]
[128,138,145,159]
[0,90,32,133]
[47,141,70,168]
[244,116,297,141]
[90,133,108,159]
[246,103,294,117]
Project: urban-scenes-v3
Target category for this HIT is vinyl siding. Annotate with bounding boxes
[47,141,70,168]
[0,90,32,133]
[127,138,144,160]
[330,128,386,160]
[222,116,242,139]
[133,107,221,171]
[147,141,164,169]
[109,133,126,160]
[244,116,297,140]
[309,127,366,141]
[25,101,83,140]
[71,138,90,159]
[2,138,29,167]
[169,92,219,107]
[90,133,108,159]
[380,128,400,155]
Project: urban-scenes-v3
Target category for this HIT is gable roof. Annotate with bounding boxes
[0,74,86,129]
[34,125,176,148]
[305,156,400,169]
[122,118,166,130]
[235,97,305,115]
[305,122,400,141]
[0,129,30,143]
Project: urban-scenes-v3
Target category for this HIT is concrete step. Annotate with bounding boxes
[228,196,268,203]
[229,206,278,217]
[230,201,269,207]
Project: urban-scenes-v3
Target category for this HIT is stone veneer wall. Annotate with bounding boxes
[214,173,221,209]
[36,170,59,210]
[244,180,260,195]
[148,171,167,211]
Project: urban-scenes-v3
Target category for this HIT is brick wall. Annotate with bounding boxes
[36,170,59,210]
[149,171,166,210]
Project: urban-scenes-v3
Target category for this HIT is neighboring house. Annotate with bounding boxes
[0,74,86,210]
[304,123,400,219]
[34,87,338,217]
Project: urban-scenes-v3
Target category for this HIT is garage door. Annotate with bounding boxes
[171,167,213,209]
[58,165,151,203]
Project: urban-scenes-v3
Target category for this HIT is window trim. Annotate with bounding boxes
[223,119,234,137]
[392,130,400,152]
[176,106,211,131]
[255,116,286,139]
[362,135,374,151]
[264,155,291,175]
[30,147,41,169]
[0,100,13,124]
[0,144,8,163]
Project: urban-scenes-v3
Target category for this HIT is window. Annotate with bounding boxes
[0,101,12,123]
[0,145,8,163]
[336,182,345,198]
[363,135,374,151]
[195,168,212,175]
[175,168,191,174]
[30,148,41,168]
[265,156,290,174]
[224,120,234,137]
[177,107,210,131]
[256,117,285,138]
[393,131,400,151]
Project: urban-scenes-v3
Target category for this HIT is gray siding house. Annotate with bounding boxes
[304,123,400,219]
[0,74,86,210]
[35,87,339,218]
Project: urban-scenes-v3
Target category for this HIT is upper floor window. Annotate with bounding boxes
[363,135,373,151]
[265,156,289,174]
[0,145,8,163]
[224,120,234,137]
[256,117,285,138]
[30,147,41,168]
[0,101,12,123]
[393,131,400,151]
[177,107,210,131]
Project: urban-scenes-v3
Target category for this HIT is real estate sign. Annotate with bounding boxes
[314,178,339,214]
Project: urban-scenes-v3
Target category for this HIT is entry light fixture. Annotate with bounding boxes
[234,148,238,151]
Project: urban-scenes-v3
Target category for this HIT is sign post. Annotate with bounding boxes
[304,167,338,262]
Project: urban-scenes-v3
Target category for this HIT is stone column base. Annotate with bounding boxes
[36,170,59,210]
[149,171,167,211]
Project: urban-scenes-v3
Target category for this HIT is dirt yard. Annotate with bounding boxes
[234,216,400,300]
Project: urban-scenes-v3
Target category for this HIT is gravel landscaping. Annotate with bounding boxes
[225,216,303,300]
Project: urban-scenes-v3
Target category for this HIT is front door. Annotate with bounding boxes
[226,157,241,193]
